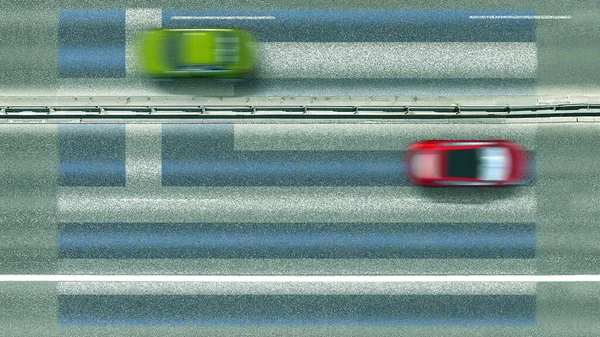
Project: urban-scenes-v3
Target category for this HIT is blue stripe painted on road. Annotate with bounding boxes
[58,124,126,186]
[161,124,405,186]
[58,222,535,259]
[162,152,406,186]
[163,9,536,42]
[234,78,537,96]
[161,125,537,187]
[59,294,536,327]
[58,9,126,78]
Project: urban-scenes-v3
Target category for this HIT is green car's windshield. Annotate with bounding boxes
[215,32,240,65]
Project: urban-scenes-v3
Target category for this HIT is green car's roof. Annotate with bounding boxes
[180,31,215,65]
[138,29,255,78]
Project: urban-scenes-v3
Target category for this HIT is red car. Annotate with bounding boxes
[407,140,529,187]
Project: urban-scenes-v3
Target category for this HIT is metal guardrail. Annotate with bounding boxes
[1,104,600,118]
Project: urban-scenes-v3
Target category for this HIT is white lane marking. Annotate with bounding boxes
[469,15,572,20]
[171,16,276,20]
[1,275,599,282]
[58,281,535,295]
[254,42,537,79]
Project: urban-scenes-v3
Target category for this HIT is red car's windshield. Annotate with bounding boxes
[446,149,482,178]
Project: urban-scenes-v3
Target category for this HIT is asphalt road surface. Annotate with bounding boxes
[0,119,599,335]
[0,0,599,97]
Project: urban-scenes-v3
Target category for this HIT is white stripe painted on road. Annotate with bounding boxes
[57,187,536,223]
[57,281,535,295]
[233,124,538,151]
[56,77,234,96]
[126,124,162,188]
[57,258,537,276]
[125,9,163,76]
[254,42,537,79]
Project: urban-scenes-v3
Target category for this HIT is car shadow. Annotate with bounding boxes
[411,185,525,204]
[145,78,238,96]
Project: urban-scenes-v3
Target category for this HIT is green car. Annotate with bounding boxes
[138,29,255,79]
